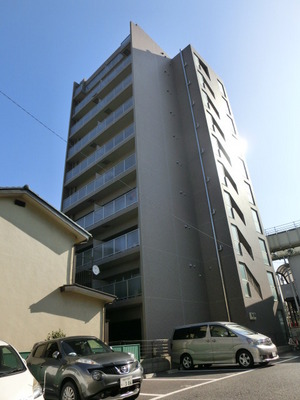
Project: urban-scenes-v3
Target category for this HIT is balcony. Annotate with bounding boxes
[99,276,142,300]
[76,228,140,269]
[73,56,132,117]
[75,272,141,301]
[67,97,134,160]
[63,153,136,211]
[73,52,125,98]
[70,74,132,138]
[76,188,138,230]
[65,124,134,184]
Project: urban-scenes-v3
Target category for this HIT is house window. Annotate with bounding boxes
[267,272,278,301]
[251,209,262,233]
[239,262,251,297]
[259,238,270,266]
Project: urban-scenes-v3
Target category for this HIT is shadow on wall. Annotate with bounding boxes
[29,289,99,323]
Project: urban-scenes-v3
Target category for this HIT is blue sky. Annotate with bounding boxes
[0,0,299,230]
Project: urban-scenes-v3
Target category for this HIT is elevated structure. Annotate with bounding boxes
[266,220,300,327]
[61,22,286,344]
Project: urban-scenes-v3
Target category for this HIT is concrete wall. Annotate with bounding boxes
[0,197,104,351]
[131,23,210,340]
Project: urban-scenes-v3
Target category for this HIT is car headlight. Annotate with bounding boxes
[32,377,43,399]
[246,338,264,345]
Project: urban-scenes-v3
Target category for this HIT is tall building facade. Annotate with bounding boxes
[61,22,286,344]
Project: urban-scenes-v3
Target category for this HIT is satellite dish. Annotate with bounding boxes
[92,265,100,275]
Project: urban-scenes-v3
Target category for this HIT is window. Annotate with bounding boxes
[224,191,234,218]
[222,97,231,115]
[217,162,238,194]
[239,263,251,297]
[194,53,210,78]
[224,191,245,223]
[202,91,219,118]
[227,116,236,135]
[210,325,236,337]
[251,209,262,233]
[217,80,226,97]
[267,272,278,301]
[259,238,270,265]
[238,158,248,179]
[231,225,242,255]
[231,224,253,258]
[245,182,255,204]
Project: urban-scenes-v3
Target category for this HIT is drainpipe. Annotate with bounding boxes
[179,50,231,321]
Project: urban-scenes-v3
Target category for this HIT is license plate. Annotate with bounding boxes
[120,376,133,388]
[272,352,277,357]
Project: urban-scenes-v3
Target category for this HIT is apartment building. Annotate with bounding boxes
[61,22,287,344]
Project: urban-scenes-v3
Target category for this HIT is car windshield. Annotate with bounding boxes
[0,345,26,377]
[61,338,112,357]
[227,324,257,336]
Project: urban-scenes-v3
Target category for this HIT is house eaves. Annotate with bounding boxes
[0,185,92,244]
[60,284,116,304]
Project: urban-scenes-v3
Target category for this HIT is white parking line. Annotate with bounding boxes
[148,369,252,400]
[140,356,299,400]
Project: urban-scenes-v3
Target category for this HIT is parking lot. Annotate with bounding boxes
[139,354,300,400]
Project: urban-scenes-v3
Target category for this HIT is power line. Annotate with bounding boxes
[0,89,67,144]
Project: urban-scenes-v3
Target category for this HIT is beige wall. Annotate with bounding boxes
[0,197,104,352]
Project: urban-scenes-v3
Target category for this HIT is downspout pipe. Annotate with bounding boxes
[179,49,231,321]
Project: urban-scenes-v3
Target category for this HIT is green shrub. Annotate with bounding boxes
[46,329,66,341]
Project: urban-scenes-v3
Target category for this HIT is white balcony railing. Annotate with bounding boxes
[71,74,132,137]
[76,228,140,268]
[75,188,138,229]
[65,124,134,183]
[63,153,136,210]
[67,97,133,159]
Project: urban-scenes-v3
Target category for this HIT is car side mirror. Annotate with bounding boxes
[52,351,61,359]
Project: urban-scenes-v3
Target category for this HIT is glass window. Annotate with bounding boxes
[224,191,234,218]
[239,263,251,297]
[217,80,226,97]
[245,182,255,204]
[259,238,270,265]
[251,209,262,233]
[267,272,278,301]
[227,116,236,135]
[210,325,234,337]
[222,97,231,115]
[231,225,242,255]
[238,158,248,179]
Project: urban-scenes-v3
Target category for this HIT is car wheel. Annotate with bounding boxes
[237,350,254,368]
[181,353,194,370]
[60,381,79,400]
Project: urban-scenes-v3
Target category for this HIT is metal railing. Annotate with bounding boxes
[265,220,300,236]
[76,228,140,268]
[99,275,141,300]
[109,339,170,360]
[75,188,138,230]
[63,153,136,210]
[65,124,134,183]
[67,97,133,159]
[71,74,132,137]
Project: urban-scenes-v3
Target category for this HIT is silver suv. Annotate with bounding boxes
[27,336,143,400]
[171,321,279,369]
